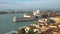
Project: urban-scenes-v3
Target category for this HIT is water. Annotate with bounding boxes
[0,13,37,34]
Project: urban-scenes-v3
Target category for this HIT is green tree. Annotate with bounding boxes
[27,27,35,34]
[18,28,26,34]
[46,19,56,24]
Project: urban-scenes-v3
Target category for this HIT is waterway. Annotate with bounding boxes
[0,13,37,34]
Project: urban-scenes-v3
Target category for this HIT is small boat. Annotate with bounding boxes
[5,31,18,34]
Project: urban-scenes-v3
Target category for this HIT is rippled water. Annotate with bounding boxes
[0,13,37,34]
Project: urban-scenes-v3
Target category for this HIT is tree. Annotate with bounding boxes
[46,19,56,24]
[27,27,35,34]
[18,28,26,34]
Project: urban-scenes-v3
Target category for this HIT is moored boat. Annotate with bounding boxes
[13,10,41,22]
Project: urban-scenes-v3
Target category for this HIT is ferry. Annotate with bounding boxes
[5,31,18,34]
[13,10,41,22]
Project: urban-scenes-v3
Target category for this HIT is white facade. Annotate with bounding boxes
[58,25,60,28]
[33,29,39,32]
[25,27,30,33]
[33,10,40,15]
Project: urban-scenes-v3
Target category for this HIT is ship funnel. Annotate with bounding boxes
[13,16,16,22]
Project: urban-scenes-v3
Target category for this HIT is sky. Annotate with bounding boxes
[0,0,60,10]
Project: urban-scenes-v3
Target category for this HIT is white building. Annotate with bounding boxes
[33,29,39,32]
[25,27,30,33]
[33,10,40,15]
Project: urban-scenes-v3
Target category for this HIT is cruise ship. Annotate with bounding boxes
[13,10,41,22]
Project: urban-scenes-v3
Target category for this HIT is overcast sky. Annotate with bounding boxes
[0,0,60,10]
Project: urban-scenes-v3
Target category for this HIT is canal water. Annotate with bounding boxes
[0,13,37,34]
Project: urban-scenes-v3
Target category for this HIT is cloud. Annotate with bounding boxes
[0,0,60,9]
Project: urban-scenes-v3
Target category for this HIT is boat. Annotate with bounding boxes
[5,31,18,34]
[13,15,38,22]
[13,10,41,22]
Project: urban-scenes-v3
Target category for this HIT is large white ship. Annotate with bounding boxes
[13,10,41,22]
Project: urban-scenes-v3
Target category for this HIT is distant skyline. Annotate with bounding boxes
[0,0,60,10]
